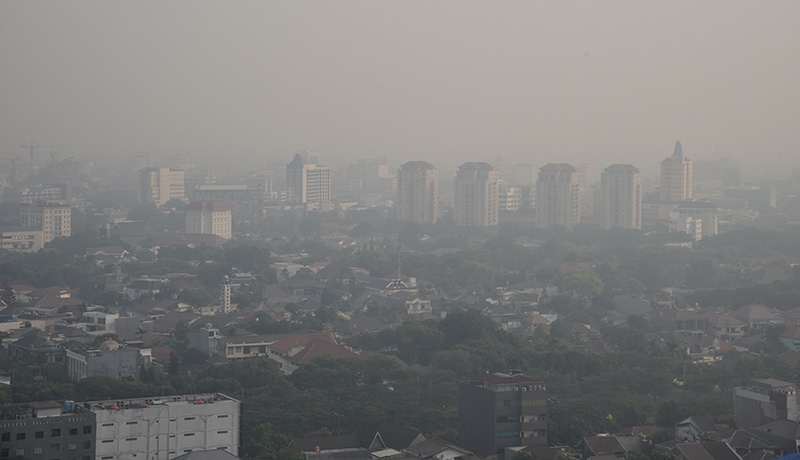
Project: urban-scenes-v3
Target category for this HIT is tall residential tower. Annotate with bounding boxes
[660,141,693,202]
[396,161,438,224]
[453,162,499,227]
[285,153,332,209]
[601,164,642,230]
[535,164,581,229]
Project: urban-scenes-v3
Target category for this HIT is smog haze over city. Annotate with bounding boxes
[2,1,799,175]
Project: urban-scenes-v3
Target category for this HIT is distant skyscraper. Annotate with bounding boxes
[396,161,438,224]
[185,200,232,239]
[535,164,581,229]
[285,153,332,207]
[454,162,499,227]
[660,141,693,202]
[139,167,185,206]
[601,164,642,230]
[20,202,71,244]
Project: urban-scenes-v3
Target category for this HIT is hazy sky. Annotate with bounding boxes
[1,1,799,175]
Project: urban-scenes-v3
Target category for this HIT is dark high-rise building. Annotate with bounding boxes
[0,401,96,460]
[458,373,547,457]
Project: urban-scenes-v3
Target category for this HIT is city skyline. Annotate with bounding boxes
[1,2,799,177]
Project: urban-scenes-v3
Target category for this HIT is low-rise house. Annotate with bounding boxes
[579,435,626,458]
[124,278,166,300]
[676,416,722,442]
[65,338,153,381]
[673,442,742,460]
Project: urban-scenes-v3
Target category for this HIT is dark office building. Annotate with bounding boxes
[0,401,96,460]
[458,373,547,457]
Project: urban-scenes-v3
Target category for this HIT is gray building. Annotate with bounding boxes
[0,401,96,460]
[734,379,799,428]
[458,373,547,457]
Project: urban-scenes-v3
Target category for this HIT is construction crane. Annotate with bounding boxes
[20,142,67,176]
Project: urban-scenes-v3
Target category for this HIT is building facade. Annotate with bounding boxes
[600,164,642,230]
[660,141,693,202]
[185,201,232,240]
[139,168,185,206]
[0,401,96,460]
[191,185,265,224]
[0,226,44,252]
[89,393,240,460]
[20,202,71,244]
[674,201,719,237]
[396,161,438,224]
[535,164,581,229]
[733,379,799,428]
[458,373,548,457]
[453,162,499,227]
[285,154,332,208]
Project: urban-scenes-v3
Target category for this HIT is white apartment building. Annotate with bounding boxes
[0,226,44,252]
[498,185,522,212]
[185,201,232,240]
[600,164,642,230]
[396,161,438,224]
[285,153,331,207]
[454,162,499,227]
[535,164,581,229]
[140,168,185,206]
[20,202,71,243]
[660,141,693,202]
[89,393,240,460]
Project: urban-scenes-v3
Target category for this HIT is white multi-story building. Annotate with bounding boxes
[498,184,522,212]
[0,226,44,252]
[140,168,185,206]
[185,201,232,240]
[674,201,719,237]
[285,153,331,208]
[89,393,240,460]
[454,162,499,227]
[660,141,693,202]
[396,161,438,224]
[20,202,71,244]
[600,164,642,230]
[535,164,581,229]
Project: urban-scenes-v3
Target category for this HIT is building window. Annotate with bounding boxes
[126,438,136,442]
[52,428,61,437]
[102,440,113,444]
[1,448,8,458]
[69,444,78,451]
[83,441,91,449]
[218,415,228,418]
[14,449,23,457]
[50,443,60,452]
[70,428,78,435]
[15,433,25,441]
[102,423,114,427]
[0,433,8,442]
[184,417,195,421]
[496,430,520,439]
[34,448,43,455]
[83,426,92,434]
[126,421,137,425]
[184,433,195,437]
[217,431,228,434]
[36,432,44,439]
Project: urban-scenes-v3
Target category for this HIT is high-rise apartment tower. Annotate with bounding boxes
[453,162,499,227]
[601,164,642,230]
[396,161,438,224]
[535,164,581,229]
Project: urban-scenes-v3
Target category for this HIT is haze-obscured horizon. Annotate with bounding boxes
[2,1,798,177]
